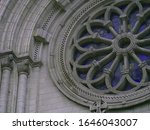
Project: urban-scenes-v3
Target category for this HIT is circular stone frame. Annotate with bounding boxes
[48,0,150,110]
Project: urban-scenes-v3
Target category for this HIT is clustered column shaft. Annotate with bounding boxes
[16,60,29,113]
[0,56,12,112]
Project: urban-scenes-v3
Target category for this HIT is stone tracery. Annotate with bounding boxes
[1,0,150,113]
[70,0,150,94]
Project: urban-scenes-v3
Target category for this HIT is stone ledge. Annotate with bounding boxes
[0,50,42,68]
[34,28,51,44]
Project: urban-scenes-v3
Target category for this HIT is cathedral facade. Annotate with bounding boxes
[0,0,150,113]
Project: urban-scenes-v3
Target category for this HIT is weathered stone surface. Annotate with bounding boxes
[0,0,150,113]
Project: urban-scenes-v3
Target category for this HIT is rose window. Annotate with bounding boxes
[50,0,150,110]
[70,0,150,94]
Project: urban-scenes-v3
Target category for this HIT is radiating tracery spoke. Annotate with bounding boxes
[137,38,150,46]
[70,0,150,94]
[123,54,129,70]
[136,46,150,55]
[132,8,150,34]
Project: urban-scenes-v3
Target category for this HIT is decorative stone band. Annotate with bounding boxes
[0,50,42,68]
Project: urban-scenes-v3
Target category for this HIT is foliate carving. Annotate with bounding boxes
[1,55,13,70]
[49,0,150,110]
[17,60,30,75]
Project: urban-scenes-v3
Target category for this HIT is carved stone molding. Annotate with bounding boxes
[55,0,71,10]
[49,0,150,110]
[0,50,42,68]
[34,28,51,44]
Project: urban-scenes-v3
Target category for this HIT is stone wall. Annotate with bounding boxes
[0,0,150,113]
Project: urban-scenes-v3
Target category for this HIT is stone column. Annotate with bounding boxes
[0,56,13,112]
[16,60,29,113]
[28,66,41,112]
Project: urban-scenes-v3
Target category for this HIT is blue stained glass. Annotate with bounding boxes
[72,1,150,93]
[142,3,150,11]
[82,58,94,65]
[137,23,147,33]
[92,68,103,80]
[95,14,104,20]
[92,26,114,39]
[73,49,82,61]
[95,55,105,61]
[82,55,106,66]
[138,54,150,61]
[81,43,93,49]
[103,60,113,69]
[122,83,133,91]
[99,85,107,90]
[118,4,127,11]
[111,65,122,87]
[146,60,150,66]
[78,73,86,80]
[130,63,142,82]
[128,8,139,29]
[93,82,108,90]
[138,54,150,66]
[145,34,150,39]
[101,31,114,39]
[81,41,108,49]
[111,13,121,33]
[79,29,89,38]
[97,85,107,90]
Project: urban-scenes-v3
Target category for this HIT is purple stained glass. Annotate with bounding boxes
[81,41,108,49]
[122,83,133,91]
[73,48,82,61]
[129,63,142,83]
[82,58,94,65]
[111,13,121,33]
[77,71,87,80]
[138,54,150,61]
[118,4,127,11]
[128,8,139,29]
[91,26,114,39]
[93,83,108,90]
[71,1,150,94]
[92,67,103,80]
[79,29,89,38]
[142,3,150,11]
[137,23,147,34]
[111,64,122,87]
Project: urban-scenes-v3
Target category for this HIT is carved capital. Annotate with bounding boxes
[17,60,30,75]
[1,55,13,70]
